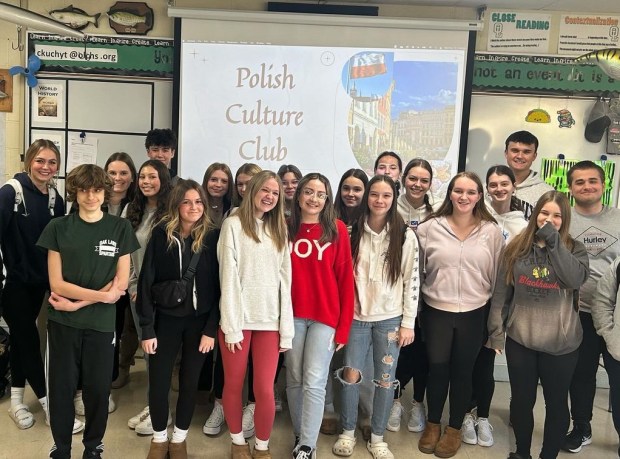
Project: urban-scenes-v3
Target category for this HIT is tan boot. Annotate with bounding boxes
[169,440,187,459]
[418,421,441,454]
[434,425,461,458]
[252,448,271,459]
[320,412,338,435]
[146,440,169,459]
[231,443,252,459]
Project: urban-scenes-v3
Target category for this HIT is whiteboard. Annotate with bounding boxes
[28,77,172,180]
[67,80,153,133]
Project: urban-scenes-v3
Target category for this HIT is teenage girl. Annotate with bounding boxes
[388,158,437,434]
[0,140,70,430]
[417,172,503,458]
[204,162,262,437]
[332,175,419,459]
[488,191,588,459]
[218,170,293,459]
[138,180,220,459]
[104,153,138,393]
[202,163,233,227]
[374,151,402,193]
[125,160,173,435]
[321,168,368,435]
[286,173,354,458]
[277,164,302,218]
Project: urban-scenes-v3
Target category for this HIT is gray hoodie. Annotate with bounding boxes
[488,224,589,355]
[515,171,554,220]
[591,258,620,360]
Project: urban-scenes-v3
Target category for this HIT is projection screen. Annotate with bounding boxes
[171,8,480,192]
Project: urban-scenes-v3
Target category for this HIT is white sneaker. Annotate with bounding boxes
[108,395,116,414]
[407,400,426,433]
[386,400,402,432]
[461,412,477,445]
[128,405,149,429]
[242,403,255,438]
[203,401,225,435]
[74,394,85,416]
[46,414,84,434]
[476,417,494,447]
[274,387,283,412]
[135,411,172,436]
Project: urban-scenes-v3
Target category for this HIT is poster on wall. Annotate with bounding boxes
[32,81,65,124]
[559,15,620,55]
[487,11,551,53]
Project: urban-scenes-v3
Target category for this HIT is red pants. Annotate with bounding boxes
[218,328,280,441]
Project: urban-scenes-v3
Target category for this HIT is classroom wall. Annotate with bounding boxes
[1,0,477,182]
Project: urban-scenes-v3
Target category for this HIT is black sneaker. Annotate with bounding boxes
[508,453,532,459]
[293,445,316,459]
[562,424,593,453]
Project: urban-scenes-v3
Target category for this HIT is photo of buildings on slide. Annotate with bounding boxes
[342,52,459,193]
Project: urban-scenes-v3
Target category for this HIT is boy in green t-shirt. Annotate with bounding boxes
[37,164,139,459]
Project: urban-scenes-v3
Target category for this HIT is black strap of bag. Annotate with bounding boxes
[182,249,202,283]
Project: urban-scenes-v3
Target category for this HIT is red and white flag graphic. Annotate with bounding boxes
[350,52,387,79]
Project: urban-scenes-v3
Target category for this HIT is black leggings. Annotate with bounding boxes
[149,312,208,431]
[422,305,485,429]
[1,283,47,398]
[506,337,579,459]
[394,319,428,402]
[469,346,496,418]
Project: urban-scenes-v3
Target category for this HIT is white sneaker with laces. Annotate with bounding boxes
[407,400,426,433]
[203,401,225,435]
[128,406,149,429]
[461,412,477,445]
[242,403,255,438]
[46,414,84,434]
[108,395,116,414]
[135,411,172,436]
[476,417,494,447]
[386,401,402,432]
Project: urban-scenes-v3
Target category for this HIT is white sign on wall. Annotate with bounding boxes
[487,11,551,53]
[559,15,620,55]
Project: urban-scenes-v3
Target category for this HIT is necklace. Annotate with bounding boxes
[304,222,320,233]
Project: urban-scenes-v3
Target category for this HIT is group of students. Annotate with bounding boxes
[1,128,620,459]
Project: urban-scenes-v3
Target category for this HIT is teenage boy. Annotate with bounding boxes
[504,130,553,220]
[590,258,620,458]
[145,128,180,185]
[38,164,139,459]
[564,160,620,453]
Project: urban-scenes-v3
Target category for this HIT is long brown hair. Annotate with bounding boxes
[501,190,575,285]
[233,163,262,206]
[202,162,233,213]
[163,179,214,253]
[126,160,172,231]
[335,168,368,225]
[351,175,405,286]
[288,173,338,244]
[104,152,138,205]
[237,170,288,252]
[402,158,434,214]
[429,171,496,224]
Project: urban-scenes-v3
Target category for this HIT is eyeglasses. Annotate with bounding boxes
[302,188,328,201]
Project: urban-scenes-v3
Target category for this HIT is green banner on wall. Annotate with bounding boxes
[473,53,620,93]
[28,32,173,78]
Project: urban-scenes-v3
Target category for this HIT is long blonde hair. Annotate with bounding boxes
[237,170,287,252]
[502,190,575,285]
[164,179,214,253]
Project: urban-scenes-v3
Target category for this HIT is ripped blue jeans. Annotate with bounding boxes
[337,316,402,436]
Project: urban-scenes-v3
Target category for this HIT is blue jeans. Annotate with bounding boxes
[286,318,336,449]
[337,316,402,436]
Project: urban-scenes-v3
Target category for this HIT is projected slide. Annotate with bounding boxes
[180,43,465,189]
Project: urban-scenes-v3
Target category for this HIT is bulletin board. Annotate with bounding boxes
[26,75,172,195]
[466,93,620,206]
